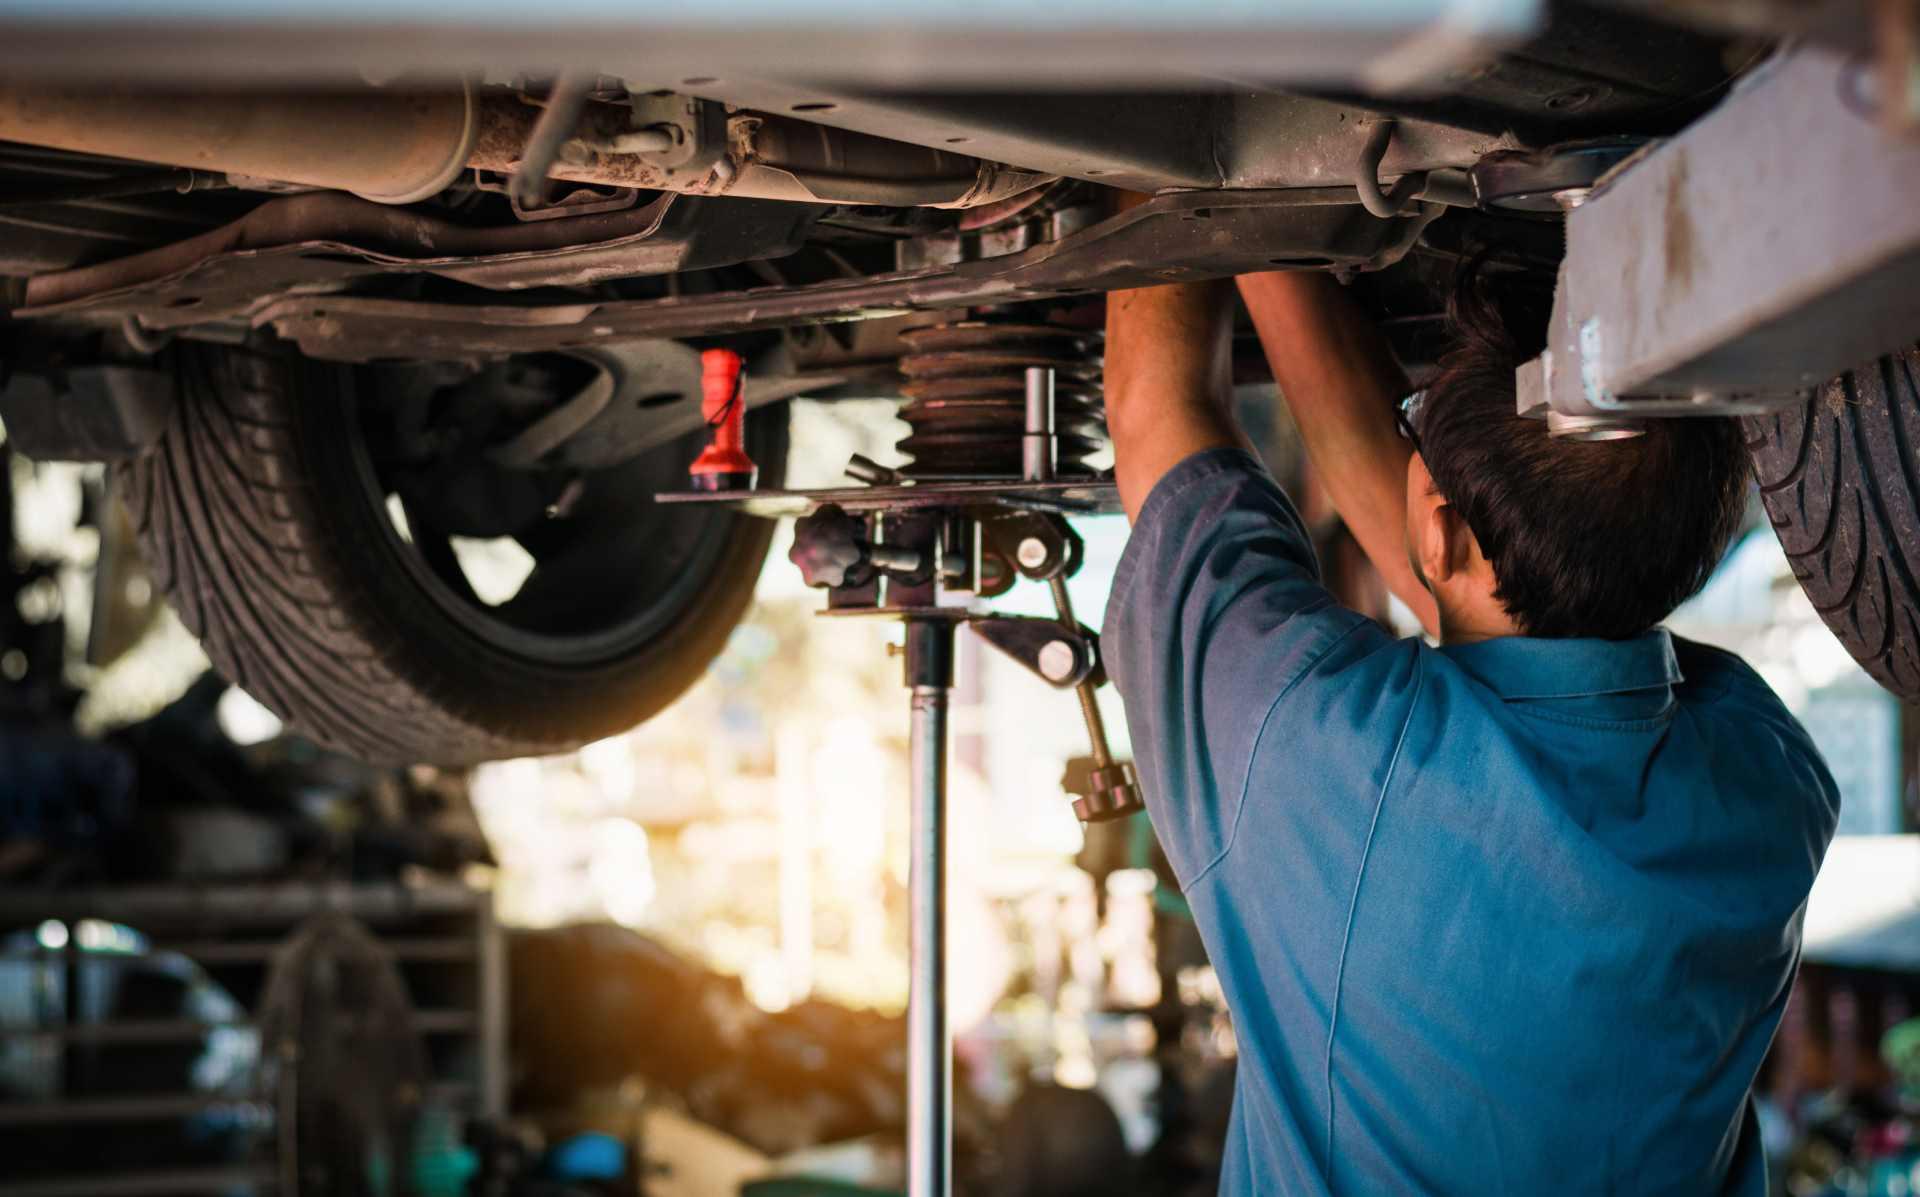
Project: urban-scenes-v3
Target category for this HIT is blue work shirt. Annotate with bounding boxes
[1103,449,1838,1196]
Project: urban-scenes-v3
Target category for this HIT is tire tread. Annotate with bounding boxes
[1745,344,1920,697]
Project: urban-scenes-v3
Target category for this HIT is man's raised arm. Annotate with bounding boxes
[1104,281,1239,521]
[1236,271,1439,634]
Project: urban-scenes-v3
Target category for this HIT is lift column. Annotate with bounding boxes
[902,614,956,1197]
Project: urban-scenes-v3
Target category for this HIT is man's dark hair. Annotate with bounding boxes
[1415,263,1750,640]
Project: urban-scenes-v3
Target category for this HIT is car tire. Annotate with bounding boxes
[1744,344,1920,698]
[117,344,785,765]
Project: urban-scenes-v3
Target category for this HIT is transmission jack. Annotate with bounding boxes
[659,326,1143,1197]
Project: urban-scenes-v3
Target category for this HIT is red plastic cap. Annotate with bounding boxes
[690,348,757,490]
[699,348,743,402]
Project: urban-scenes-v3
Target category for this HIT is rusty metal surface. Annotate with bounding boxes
[0,81,1045,222]
[16,189,1430,360]
[471,96,1051,208]
[0,82,477,205]
[1219,95,1517,189]
[1537,47,1920,417]
[223,190,1433,361]
[626,7,1733,192]
[18,191,819,323]
[636,85,1516,196]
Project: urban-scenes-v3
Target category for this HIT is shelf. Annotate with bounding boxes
[0,1166,275,1197]
[0,1008,479,1043]
[156,934,478,964]
[0,882,482,927]
[0,1094,269,1126]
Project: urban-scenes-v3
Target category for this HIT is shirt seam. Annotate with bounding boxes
[1322,649,1425,1175]
[1507,704,1679,733]
[1184,615,1371,889]
[1496,684,1679,701]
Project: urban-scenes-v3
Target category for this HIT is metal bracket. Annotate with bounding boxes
[0,364,175,460]
[590,92,727,182]
[507,181,642,223]
[985,509,1085,583]
[971,615,1098,689]
[759,463,1140,824]
[1529,47,1920,422]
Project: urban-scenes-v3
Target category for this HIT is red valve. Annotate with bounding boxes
[689,348,758,492]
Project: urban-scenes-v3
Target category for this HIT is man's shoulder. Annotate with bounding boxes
[1668,633,1842,828]
[1668,635,1818,751]
[1669,634,1788,708]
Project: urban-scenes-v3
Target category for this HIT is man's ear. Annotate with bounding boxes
[1408,455,1455,586]
[1438,504,1480,579]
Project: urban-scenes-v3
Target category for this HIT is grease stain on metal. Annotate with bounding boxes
[1660,150,1698,295]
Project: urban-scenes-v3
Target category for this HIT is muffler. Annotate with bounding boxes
[0,84,479,205]
[0,82,1049,209]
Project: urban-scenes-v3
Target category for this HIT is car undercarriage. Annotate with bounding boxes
[0,0,1916,765]
[1,4,1729,360]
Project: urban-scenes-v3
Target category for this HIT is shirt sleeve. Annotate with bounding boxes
[1102,447,1382,886]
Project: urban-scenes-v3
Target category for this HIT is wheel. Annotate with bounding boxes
[118,343,786,765]
[1744,345,1920,698]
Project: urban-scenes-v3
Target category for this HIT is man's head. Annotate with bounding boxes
[1401,267,1750,642]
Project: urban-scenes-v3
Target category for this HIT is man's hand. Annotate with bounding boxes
[1105,280,1240,521]
[1236,271,1438,634]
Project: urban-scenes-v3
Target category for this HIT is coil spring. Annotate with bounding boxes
[896,321,1105,480]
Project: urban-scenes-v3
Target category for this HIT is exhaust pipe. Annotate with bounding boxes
[0,83,1049,209]
[470,93,1049,209]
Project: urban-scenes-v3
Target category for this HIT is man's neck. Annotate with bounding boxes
[1435,600,1523,645]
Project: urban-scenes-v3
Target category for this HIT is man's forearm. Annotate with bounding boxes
[1105,281,1239,521]
[1236,271,1437,630]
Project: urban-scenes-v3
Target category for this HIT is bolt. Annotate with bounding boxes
[1016,538,1050,571]
[545,476,587,519]
[871,545,923,574]
[1037,640,1077,683]
[1545,85,1600,112]
[845,454,901,486]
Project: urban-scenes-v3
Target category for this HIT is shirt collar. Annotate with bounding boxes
[1438,629,1683,701]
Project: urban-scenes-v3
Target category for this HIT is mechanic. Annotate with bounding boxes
[1100,269,1839,1195]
